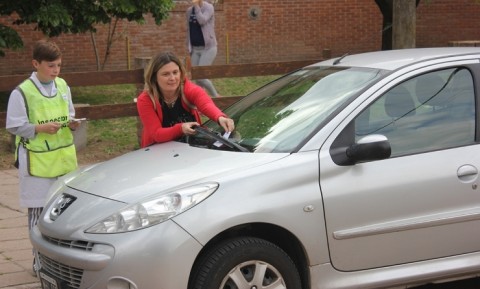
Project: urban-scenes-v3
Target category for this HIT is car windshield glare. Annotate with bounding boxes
[205,66,383,153]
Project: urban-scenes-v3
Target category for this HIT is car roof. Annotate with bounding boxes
[315,47,480,71]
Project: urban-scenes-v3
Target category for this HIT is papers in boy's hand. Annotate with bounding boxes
[71,117,87,122]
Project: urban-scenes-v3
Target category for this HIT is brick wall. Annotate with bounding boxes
[416,0,480,47]
[0,0,479,76]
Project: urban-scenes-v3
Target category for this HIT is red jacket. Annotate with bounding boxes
[137,79,226,147]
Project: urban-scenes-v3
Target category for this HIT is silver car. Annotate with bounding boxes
[32,47,480,289]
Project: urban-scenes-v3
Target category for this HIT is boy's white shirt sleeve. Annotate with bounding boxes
[6,88,36,139]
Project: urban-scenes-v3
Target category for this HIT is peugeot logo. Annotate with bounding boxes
[50,193,77,221]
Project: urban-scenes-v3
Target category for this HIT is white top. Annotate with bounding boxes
[6,72,75,208]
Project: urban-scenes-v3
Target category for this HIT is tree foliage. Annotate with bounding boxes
[0,24,23,57]
[0,0,174,56]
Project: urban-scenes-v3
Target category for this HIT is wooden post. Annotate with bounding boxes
[322,49,331,60]
[185,55,192,79]
[72,104,89,151]
[134,57,150,146]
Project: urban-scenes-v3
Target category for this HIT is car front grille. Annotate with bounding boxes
[39,253,83,289]
[39,235,99,288]
[43,235,95,251]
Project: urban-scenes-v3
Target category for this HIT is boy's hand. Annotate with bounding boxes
[68,120,81,131]
[36,122,61,134]
[68,118,86,131]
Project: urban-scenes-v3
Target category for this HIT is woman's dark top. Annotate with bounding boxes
[189,8,205,47]
[161,98,196,129]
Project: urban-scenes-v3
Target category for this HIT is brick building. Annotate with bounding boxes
[0,0,479,76]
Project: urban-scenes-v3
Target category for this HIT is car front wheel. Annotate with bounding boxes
[190,236,302,289]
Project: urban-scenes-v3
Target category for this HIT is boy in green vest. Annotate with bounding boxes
[5,39,81,276]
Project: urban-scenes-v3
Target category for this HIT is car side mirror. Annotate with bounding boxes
[346,134,391,164]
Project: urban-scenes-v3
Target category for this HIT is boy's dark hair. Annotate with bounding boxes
[33,40,62,62]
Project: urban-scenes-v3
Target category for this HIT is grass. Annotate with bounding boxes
[0,75,279,170]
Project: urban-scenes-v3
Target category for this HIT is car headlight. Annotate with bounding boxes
[86,182,219,234]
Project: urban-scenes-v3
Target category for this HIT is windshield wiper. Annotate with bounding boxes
[193,126,249,152]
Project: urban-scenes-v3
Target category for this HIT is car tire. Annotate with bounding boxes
[190,236,302,289]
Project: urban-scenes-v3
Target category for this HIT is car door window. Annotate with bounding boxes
[354,68,476,157]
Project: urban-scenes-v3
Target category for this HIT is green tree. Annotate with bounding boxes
[0,0,174,68]
[0,24,23,57]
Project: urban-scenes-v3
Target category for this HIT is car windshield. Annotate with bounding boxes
[195,66,383,153]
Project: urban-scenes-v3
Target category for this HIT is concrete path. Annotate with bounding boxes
[0,169,41,289]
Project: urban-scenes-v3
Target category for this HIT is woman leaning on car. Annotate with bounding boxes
[136,51,234,148]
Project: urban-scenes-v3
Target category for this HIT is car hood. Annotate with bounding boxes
[66,142,287,203]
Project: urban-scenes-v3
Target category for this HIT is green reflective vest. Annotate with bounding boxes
[16,78,78,178]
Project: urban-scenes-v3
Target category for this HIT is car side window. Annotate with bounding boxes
[354,68,476,157]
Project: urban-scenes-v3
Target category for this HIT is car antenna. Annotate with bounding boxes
[332,23,388,66]
[333,53,349,65]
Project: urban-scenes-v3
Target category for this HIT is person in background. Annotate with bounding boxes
[186,0,221,97]
[136,51,234,147]
[5,39,81,276]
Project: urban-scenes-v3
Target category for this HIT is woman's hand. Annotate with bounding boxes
[218,116,235,133]
[36,122,62,134]
[182,122,200,135]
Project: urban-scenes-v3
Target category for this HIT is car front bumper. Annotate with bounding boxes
[31,219,202,289]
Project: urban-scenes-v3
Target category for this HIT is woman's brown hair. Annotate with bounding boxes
[143,52,187,110]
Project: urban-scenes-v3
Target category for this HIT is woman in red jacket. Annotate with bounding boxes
[137,52,234,148]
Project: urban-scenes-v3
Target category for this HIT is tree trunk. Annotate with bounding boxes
[90,32,101,71]
[375,0,393,50]
[375,0,420,50]
[392,0,416,49]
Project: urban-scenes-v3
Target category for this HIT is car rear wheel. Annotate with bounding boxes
[190,236,302,289]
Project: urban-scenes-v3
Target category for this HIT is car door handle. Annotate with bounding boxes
[457,165,478,182]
